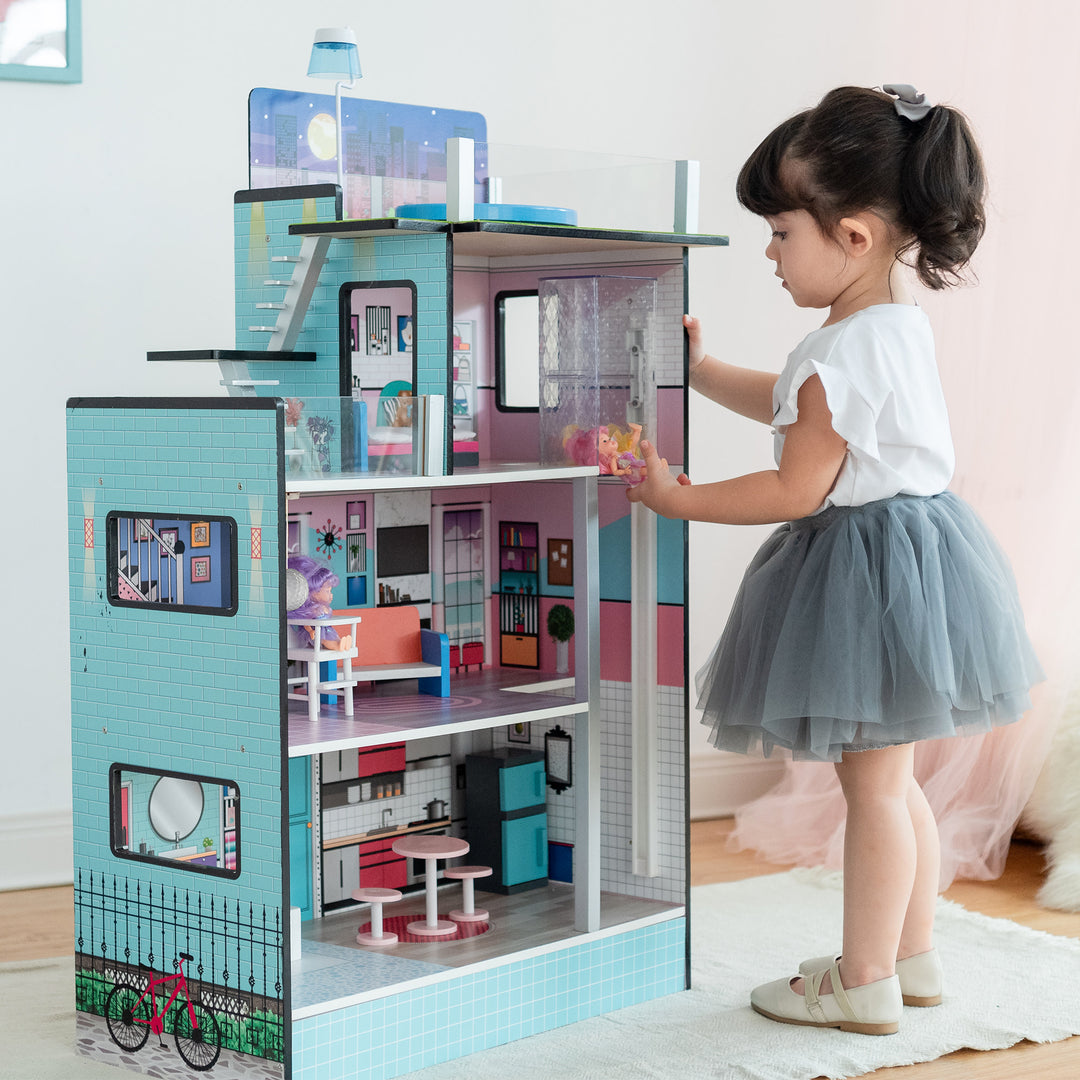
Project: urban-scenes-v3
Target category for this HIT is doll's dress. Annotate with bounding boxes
[696,305,1043,762]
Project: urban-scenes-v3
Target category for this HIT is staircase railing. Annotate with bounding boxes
[114,517,183,605]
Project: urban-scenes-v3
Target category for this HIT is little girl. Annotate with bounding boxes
[628,84,1042,1035]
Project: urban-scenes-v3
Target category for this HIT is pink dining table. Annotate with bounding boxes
[392,834,470,937]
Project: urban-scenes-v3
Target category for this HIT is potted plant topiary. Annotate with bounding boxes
[546,603,574,674]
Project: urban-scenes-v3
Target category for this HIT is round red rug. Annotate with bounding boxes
[358,913,491,943]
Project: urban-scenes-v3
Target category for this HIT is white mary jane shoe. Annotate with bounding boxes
[751,961,902,1035]
[799,948,943,1007]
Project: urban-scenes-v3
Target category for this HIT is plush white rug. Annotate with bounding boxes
[4,868,1079,1080]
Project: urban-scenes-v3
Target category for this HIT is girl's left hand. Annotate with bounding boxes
[625,441,689,514]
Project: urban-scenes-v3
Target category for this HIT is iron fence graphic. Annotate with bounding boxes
[74,868,285,1063]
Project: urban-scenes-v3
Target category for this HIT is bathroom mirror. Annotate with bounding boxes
[149,777,205,842]
[110,764,241,878]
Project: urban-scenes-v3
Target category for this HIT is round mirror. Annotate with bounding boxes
[149,777,204,842]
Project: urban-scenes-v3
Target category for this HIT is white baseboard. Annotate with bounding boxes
[0,812,74,891]
[689,752,785,820]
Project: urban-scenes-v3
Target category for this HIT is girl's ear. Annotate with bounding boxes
[837,215,875,258]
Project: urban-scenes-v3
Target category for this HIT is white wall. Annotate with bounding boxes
[2,0,1075,885]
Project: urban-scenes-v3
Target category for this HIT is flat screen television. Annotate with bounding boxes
[376,524,429,577]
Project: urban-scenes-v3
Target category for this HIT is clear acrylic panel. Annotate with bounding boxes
[538,276,658,475]
[283,394,445,479]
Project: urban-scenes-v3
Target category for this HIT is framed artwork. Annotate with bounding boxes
[507,721,531,745]
[397,315,413,353]
[346,500,366,530]
[349,314,360,352]
[365,305,391,355]
[135,518,151,541]
[190,556,211,584]
[548,539,573,587]
[159,528,179,551]
[190,521,210,548]
[0,0,82,83]
[346,533,366,574]
[346,576,366,606]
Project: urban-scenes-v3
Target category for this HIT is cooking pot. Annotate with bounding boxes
[426,798,447,821]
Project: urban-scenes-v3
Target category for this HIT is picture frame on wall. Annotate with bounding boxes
[190,556,211,584]
[159,528,178,551]
[397,315,413,354]
[346,533,366,574]
[346,501,365,530]
[507,721,531,745]
[190,521,210,548]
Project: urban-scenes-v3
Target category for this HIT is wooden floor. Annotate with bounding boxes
[3,819,1078,1078]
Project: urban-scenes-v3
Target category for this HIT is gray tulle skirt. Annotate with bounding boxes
[696,492,1043,763]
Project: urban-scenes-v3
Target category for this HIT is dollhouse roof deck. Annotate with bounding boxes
[289,216,729,257]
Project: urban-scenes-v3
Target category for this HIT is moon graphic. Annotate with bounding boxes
[307,113,338,161]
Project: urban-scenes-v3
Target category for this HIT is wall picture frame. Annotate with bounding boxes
[507,721,531,745]
[190,556,212,584]
[190,521,210,548]
[159,528,179,551]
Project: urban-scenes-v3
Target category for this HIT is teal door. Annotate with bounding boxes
[288,757,313,920]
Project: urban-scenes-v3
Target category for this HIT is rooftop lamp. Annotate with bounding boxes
[307,27,362,191]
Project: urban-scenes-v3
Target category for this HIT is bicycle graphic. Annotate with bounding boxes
[104,951,222,1070]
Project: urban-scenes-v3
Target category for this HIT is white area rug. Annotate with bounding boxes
[4,868,1079,1080]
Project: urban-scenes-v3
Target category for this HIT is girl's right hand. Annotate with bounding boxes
[684,314,706,371]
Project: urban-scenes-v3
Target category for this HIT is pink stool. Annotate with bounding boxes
[444,865,493,922]
[352,886,403,947]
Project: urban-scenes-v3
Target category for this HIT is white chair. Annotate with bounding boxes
[287,615,362,723]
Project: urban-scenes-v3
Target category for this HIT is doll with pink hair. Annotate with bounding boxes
[562,422,645,485]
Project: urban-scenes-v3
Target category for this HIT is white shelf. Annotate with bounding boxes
[286,461,595,496]
[287,667,585,757]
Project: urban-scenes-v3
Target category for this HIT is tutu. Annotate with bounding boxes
[696,492,1044,763]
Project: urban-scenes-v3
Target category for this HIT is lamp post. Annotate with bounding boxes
[307,27,362,193]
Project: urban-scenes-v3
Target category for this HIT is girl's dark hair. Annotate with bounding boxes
[736,86,986,289]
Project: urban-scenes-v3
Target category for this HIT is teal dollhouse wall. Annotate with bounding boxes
[67,399,287,1064]
[235,187,450,406]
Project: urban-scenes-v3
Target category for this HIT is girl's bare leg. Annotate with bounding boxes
[898,775,939,960]
[797,744,917,996]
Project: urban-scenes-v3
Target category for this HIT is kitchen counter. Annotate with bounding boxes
[322,817,451,851]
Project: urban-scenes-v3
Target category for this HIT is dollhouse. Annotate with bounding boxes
[67,90,725,1080]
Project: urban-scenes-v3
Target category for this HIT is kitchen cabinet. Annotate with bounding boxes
[323,845,360,907]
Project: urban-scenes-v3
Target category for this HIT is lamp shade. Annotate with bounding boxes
[307,27,361,81]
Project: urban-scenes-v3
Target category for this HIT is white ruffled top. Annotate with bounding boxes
[772,304,955,510]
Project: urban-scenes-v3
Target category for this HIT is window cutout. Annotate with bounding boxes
[496,290,539,411]
[110,764,240,878]
[106,512,238,616]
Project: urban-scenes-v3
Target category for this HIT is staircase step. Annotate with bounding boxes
[263,279,292,286]
[272,255,302,263]
[256,302,287,310]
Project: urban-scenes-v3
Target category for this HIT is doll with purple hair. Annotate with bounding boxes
[287,554,353,651]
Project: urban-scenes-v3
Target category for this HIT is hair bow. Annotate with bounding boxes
[883,84,934,121]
